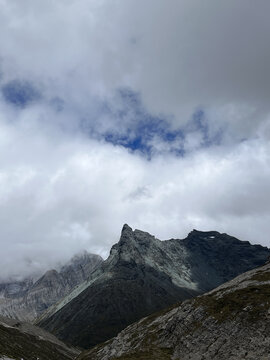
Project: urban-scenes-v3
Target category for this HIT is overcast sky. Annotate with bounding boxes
[1,0,270,281]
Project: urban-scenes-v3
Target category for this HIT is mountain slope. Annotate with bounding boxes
[0,251,103,322]
[37,225,270,349]
[0,315,79,360]
[78,261,270,360]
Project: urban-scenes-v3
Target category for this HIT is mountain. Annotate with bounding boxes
[0,315,79,360]
[78,260,270,360]
[0,251,103,322]
[37,225,270,349]
[0,278,34,299]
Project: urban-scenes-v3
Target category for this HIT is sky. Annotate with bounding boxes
[1,0,270,281]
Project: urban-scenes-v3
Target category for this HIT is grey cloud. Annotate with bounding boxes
[0,114,270,280]
[0,1,269,280]
[1,1,270,137]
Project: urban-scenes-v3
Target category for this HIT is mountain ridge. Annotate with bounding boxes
[78,261,270,360]
[37,225,270,349]
[0,251,103,322]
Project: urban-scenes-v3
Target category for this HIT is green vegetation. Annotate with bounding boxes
[195,284,270,323]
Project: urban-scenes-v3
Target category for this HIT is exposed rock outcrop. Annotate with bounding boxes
[78,262,270,360]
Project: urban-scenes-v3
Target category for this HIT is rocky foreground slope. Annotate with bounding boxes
[78,261,270,360]
[38,225,270,349]
[0,251,102,322]
[0,315,79,360]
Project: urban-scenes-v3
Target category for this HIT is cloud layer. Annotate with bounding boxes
[0,0,270,280]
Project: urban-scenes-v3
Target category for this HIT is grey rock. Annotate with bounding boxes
[0,278,34,299]
[0,251,103,322]
[78,262,270,360]
[37,225,270,349]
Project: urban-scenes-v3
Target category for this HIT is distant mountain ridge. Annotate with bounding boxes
[37,224,270,349]
[0,251,103,322]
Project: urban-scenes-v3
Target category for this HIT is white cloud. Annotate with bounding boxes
[1,1,270,135]
[0,0,270,280]
[0,111,270,280]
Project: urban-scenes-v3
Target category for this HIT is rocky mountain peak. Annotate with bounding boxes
[60,251,103,276]
[44,269,58,277]
[121,223,133,235]
[37,225,270,349]
[62,250,92,267]
[113,225,159,265]
[184,229,259,254]
[187,229,221,240]
[0,251,103,322]
[119,224,156,246]
[118,224,134,246]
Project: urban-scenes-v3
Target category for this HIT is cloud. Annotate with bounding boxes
[1,1,270,136]
[0,110,270,280]
[0,0,269,280]
[1,80,41,108]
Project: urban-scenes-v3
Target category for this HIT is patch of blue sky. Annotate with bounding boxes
[81,89,225,155]
[188,108,224,148]
[1,79,41,108]
[99,88,186,157]
[104,132,152,154]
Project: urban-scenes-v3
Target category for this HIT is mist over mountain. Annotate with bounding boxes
[0,251,102,322]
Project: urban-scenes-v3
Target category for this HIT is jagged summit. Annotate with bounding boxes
[119,224,156,243]
[184,229,264,255]
[118,223,134,245]
[121,223,133,234]
[185,229,250,245]
[187,229,222,238]
[37,225,270,349]
[115,225,158,261]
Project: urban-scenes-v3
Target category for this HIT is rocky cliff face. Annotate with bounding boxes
[0,252,103,322]
[0,315,79,360]
[37,225,270,349]
[78,261,270,360]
